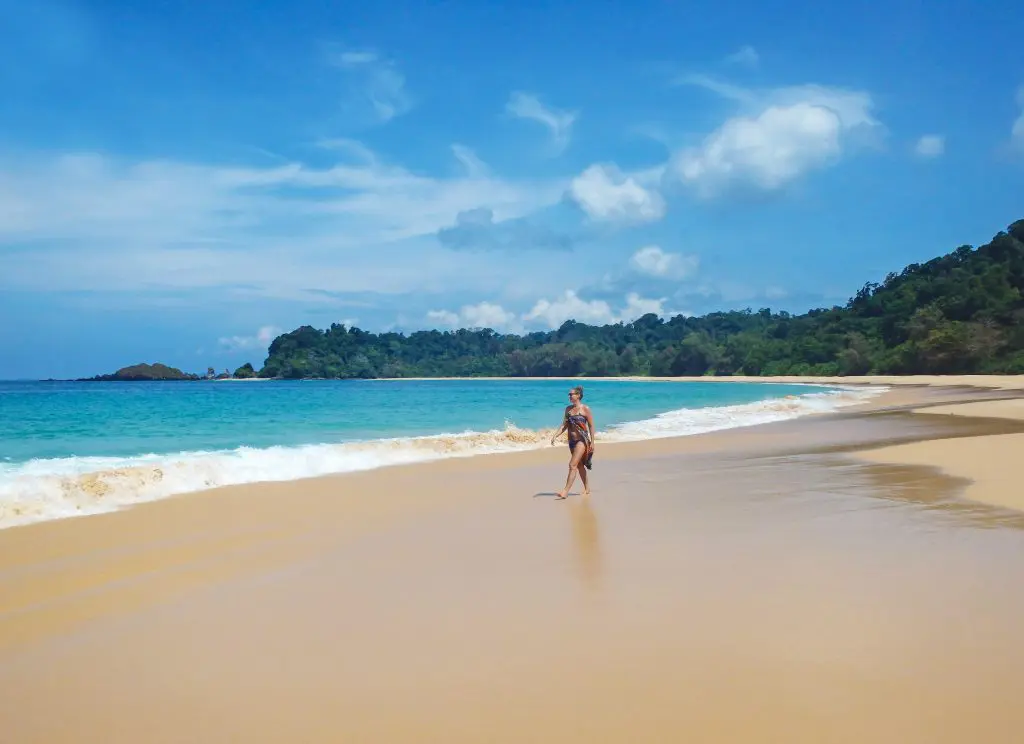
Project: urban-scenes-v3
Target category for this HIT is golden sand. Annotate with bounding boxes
[2,380,1024,742]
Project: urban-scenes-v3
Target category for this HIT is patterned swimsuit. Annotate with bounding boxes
[566,410,593,468]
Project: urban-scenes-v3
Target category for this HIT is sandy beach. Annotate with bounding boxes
[3,376,1024,742]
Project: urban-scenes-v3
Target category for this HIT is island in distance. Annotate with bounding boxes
[77,362,258,381]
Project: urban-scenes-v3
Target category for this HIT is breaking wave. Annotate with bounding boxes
[0,385,884,528]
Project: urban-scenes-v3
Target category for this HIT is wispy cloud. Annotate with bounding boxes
[218,325,282,352]
[679,75,878,130]
[1012,85,1024,151]
[336,50,378,66]
[436,207,574,252]
[314,137,378,162]
[674,73,756,104]
[450,144,488,177]
[0,146,565,244]
[0,145,568,298]
[629,245,699,280]
[505,92,577,154]
[914,134,945,158]
[725,45,759,68]
[329,46,413,123]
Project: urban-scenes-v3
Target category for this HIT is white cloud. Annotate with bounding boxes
[330,47,412,123]
[218,325,282,352]
[427,302,519,331]
[672,76,879,197]
[620,292,674,319]
[425,289,679,333]
[460,302,518,329]
[506,92,577,153]
[725,45,759,67]
[569,164,666,223]
[674,103,843,196]
[425,309,460,326]
[524,290,676,328]
[1012,86,1024,151]
[524,291,617,327]
[629,245,699,280]
[257,325,282,344]
[914,135,945,158]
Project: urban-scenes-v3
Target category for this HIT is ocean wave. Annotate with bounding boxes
[0,385,884,528]
[603,386,881,441]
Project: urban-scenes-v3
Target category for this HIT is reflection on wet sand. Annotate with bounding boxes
[568,497,603,593]
[854,458,1024,531]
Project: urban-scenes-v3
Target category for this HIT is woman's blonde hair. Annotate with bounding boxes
[571,385,584,400]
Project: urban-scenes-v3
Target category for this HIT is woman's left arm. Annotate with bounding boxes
[585,406,596,449]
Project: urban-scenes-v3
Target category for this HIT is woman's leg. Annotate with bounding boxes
[556,442,587,499]
[576,457,590,495]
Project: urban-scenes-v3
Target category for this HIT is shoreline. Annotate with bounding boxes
[4,377,1023,532]
[0,380,888,531]
[281,373,1024,389]
[39,373,1024,391]
[260,374,1024,392]
[3,381,1015,540]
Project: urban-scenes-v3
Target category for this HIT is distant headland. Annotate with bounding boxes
[78,363,260,382]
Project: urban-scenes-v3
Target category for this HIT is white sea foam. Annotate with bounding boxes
[603,385,883,441]
[0,385,885,529]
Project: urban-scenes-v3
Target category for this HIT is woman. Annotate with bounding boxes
[550,385,595,500]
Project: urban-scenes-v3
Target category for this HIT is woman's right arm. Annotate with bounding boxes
[551,409,568,444]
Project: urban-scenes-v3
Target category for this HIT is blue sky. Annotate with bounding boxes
[2,0,1023,379]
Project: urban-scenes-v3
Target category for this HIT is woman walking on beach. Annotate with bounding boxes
[550,385,595,500]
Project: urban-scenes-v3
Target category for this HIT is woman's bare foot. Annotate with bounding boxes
[555,491,568,500]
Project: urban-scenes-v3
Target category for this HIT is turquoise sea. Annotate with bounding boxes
[0,379,880,527]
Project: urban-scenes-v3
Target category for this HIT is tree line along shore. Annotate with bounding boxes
[80,217,1024,382]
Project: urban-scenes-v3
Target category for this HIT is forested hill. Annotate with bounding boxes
[259,218,1024,379]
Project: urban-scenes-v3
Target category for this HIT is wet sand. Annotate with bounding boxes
[3,384,1024,742]
[856,394,1024,514]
